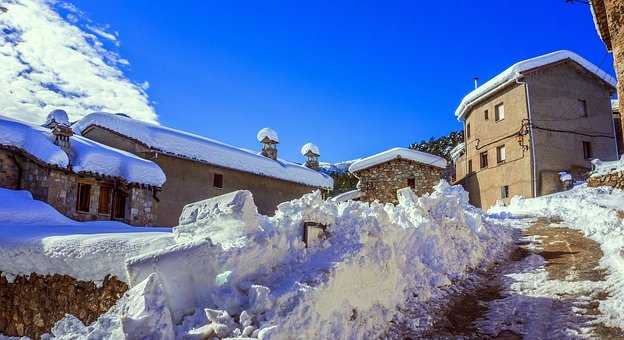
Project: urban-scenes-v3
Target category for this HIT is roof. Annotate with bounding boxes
[0,115,165,187]
[330,189,362,203]
[348,147,447,173]
[73,112,333,189]
[449,143,465,161]
[590,1,612,51]
[455,50,617,121]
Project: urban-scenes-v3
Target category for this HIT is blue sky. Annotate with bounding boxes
[70,0,614,163]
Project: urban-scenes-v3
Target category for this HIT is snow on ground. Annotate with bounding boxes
[0,188,174,283]
[49,181,512,339]
[490,184,624,330]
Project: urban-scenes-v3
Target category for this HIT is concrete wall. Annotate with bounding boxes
[81,126,320,226]
[526,60,618,195]
[354,158,444,204]
[455,82,534,209]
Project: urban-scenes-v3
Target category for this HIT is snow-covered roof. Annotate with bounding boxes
[0,115,165,187]
[330,189,362,203]
[612,99,619,113]
[257,127,279,143]
[301,143,320,156]
[449,143,465,162]
[455,50,617,121]
[74,113,333,189]
[349,147,447,173]
[44,109,70,127]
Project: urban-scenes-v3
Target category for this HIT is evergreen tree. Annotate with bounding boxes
[409,130,464,161]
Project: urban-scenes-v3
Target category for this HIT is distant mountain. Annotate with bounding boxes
[320,160,359,197]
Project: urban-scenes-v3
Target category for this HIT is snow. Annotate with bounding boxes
[0,0,156,124]
[44,109,70,127]
[490,185,624,330]
[74,112,333,189]
[455,50,617,120]
[330,189,362,202]
[0,114,165,186]
[613,99,619,112]
[349,147,447,172]
[256,128,279,143]
[53,181,511,339]
[449,143,465,161]
[590,155,624,178]
[0,188,174,283]
[300,143,319,156]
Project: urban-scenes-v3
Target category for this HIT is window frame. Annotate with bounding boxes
[496,145,506,163]
[76,182,92,213]
[494,103,505,122]
[213,173,224,189]
[582,141,592,159]
[98,184,112,215]
[501,185,510,199]
[479,151,488,169]
[112,189,127,220]
[468,159,473,174]
[484,109,489,121]
[466,123,471,139]
[578,99,588,117]
[407,177,416,189]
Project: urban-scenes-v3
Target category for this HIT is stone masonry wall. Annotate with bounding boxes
[0,272,127,339]
[354,158,445,204]
[129,186,157,226]
[0,150,19,189]
[605,0,624,114]
[587,170,624,189]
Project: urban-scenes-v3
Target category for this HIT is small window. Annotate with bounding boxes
[466,123,471,139]
[480,151,488,169]
[496,145,506,163]
[76,183,91,213]
[213,173,224,188]
[484,110,489,120]
[578,99,588,117]
[113,190,127,219]
[501,185,510,199]
[98,185,112,214]
[407,178,416,189]
[582,141,592,159]
[495,103,505,121]
[468,159,473,173]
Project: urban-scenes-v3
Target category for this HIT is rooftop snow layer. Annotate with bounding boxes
[0,115,165,186]
[450,143,465,161]
[455,50,617,120]
[74,112,333,189]
[256,127,279,143]
[301,142,320,156]
[348,147,447,173]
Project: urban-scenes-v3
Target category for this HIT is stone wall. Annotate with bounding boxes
[354,158,444,204]
[587,170,624,189]
[605,0,623,114]
[0,272,127,339]
[0,150,19,189]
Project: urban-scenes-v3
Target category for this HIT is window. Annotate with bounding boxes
[466,123,471,139]
[468,159,473,173]
[98,185,112,214]
[578,99,588,117]
[480,151,488,169]
[407,178,416,189]
[76,183,91,213]
[496,145,506,163]
[112,190,127,219]
[582,141,593,159]
[495,103,505,121]
[213,173,223,188]
[501,185,510,199]
[484,110,489,120]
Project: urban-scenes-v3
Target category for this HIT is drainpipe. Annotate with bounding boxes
[516,77,537,198]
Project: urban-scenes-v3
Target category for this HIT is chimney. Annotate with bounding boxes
[257,128,279,160]
[44,109,73,155]
[301,143,320,170]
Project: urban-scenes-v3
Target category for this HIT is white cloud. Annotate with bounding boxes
[0,0,157,124]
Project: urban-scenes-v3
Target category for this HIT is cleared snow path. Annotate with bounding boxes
[422,218,624,339]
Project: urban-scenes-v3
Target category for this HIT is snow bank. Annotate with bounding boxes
[0,188,174,283]
[58,181,511,339]
[455,50,617,120]
[590,156,624,178]
[74,113,333,189]
[349,147,447,172]
[330,189,362,202]
[490,185,624,329]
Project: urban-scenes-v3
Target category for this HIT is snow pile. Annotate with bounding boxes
[590,156,624,178]
[490,185,624,329]
[300,142,319,156]
[0,115,165,186]
[54,181,511,338]
[256,128,279,143]
[349,147,447,172]
[330,189,363,202]
[455,50,617,120]
[74,113,333,189]
[0,188,174,283]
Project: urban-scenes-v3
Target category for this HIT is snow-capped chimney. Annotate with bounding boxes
[257,128,279,160]
[301,143,320,170]
[44,109,73,154]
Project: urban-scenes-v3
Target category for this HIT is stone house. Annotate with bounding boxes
[591,0,623,114]
[0,111,165,226]
[74,112,333,226]
[453,50,618,209]
[347,147,447,203]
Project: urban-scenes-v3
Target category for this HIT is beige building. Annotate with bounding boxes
[74,113,333,226]
[453,51,618,209]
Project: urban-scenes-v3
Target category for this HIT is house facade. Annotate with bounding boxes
[0,112,165,226]
[348,147,447,204]
[454,51,618,209]
[74,113,333,226]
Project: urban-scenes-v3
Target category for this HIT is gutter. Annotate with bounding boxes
[516,77,538,198]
